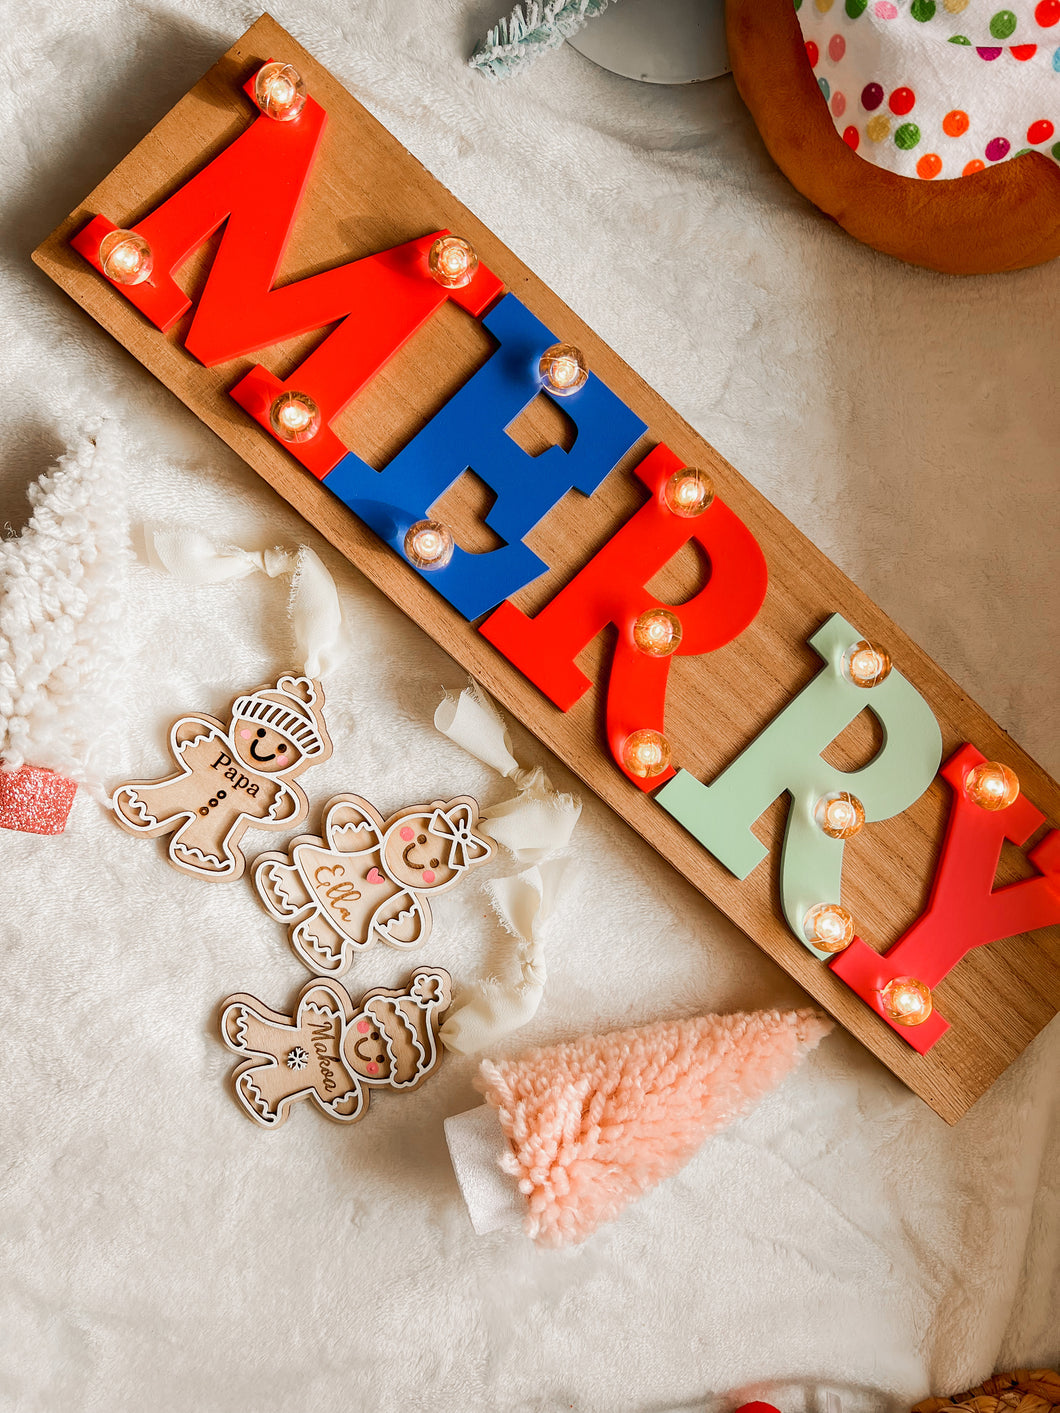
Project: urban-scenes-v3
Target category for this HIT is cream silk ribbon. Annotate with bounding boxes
[439,860,573,1054]
[433,681,580,863]
[147,529,349,678]
[434,681,581,1053]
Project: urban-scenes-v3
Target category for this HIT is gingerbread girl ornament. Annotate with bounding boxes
[111,675,332,881]
[220,968,452,1128]
[253,794,492,975]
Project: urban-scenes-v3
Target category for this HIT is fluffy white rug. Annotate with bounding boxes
[1,2,1057,1410]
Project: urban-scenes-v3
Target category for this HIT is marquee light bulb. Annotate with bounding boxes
[803,902,855,953]
[879,976,933,1027]
[632,608,683,658]
[539,343,588,396]
[964,761,1019,812]
[269,391,321,443]
[99,230,153,286]
[663,467,714,518]
[815,791,865,839]
[843,639,892,689]
[253,61,307,122]
[404,520,454,570]
[428,235,478,289]
[622,728,672,780]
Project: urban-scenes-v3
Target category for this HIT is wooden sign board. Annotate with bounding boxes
[32,14,1060,1122]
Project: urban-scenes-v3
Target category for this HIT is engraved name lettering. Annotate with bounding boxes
[314,864,360,922]
[210,751,260,798]
[309,1017,340,1091]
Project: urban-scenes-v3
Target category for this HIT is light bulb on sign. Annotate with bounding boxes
[269,392,321,443]
[803,902,855,953]
[622,729,672,780]
[539,343,588,397]
[879,976,933,1027]
[404,520,454,570]
[843,639,891,689]
[253,62,307,122]
[632,609,682,658]
[428,236,478,289]
[964,760,1019,812]
[815,791,865,839]
[663,467,714,518]
[99,230,153,286]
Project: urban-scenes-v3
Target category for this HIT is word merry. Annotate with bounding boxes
[71,61,1060,1055]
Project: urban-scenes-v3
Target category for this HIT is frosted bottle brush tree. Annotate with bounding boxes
[470,0,619,80]
[0,421,132,832]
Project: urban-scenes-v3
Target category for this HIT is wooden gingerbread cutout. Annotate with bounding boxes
[111,674,332,881]
[219,967,452,1128]
[253,793,493,975]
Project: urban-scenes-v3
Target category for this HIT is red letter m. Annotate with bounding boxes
[71,72,502,475]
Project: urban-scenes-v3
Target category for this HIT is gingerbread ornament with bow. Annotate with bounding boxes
[252,793,493,975]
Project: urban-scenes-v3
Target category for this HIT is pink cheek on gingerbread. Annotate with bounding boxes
[356,1020,371,1033]
[399,826,414,841]
[366,1062,379,1074]
[421,868,436,885]
[240,730,251,739]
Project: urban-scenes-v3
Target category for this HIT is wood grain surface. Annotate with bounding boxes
[32,14,1060,1122]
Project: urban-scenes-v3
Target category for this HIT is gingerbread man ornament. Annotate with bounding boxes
[219,968,452,1128]
[111,675,332,881]
[253,793,493,975]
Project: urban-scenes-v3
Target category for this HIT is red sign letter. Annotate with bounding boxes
[831,743,1060,1051]
[71,74,502,476]
[480,444,767,789]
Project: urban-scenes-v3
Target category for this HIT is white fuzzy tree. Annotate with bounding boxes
[0,420,132,788]
[470,0,619,80]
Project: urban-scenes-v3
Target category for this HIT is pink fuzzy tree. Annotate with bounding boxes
[475,1008,832,1247]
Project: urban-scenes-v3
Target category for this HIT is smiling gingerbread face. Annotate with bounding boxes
[345,1013,393,1080]
[231,723,304,775]
[344,997,427,1085]
[381,812,460,891]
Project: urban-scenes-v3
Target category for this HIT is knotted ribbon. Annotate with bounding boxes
[434,680,580,863]
[440,860,572,1054]
[434,680,581,1052]
[147,528,349,678]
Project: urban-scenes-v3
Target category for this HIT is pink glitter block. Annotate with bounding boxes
[0,764,78,834]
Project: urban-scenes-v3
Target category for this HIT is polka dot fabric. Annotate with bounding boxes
[795,0,1060,178]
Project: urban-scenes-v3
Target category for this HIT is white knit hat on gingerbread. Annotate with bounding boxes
[231,675,327,759]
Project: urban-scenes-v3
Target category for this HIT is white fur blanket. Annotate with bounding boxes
[1,2,1057,1410]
